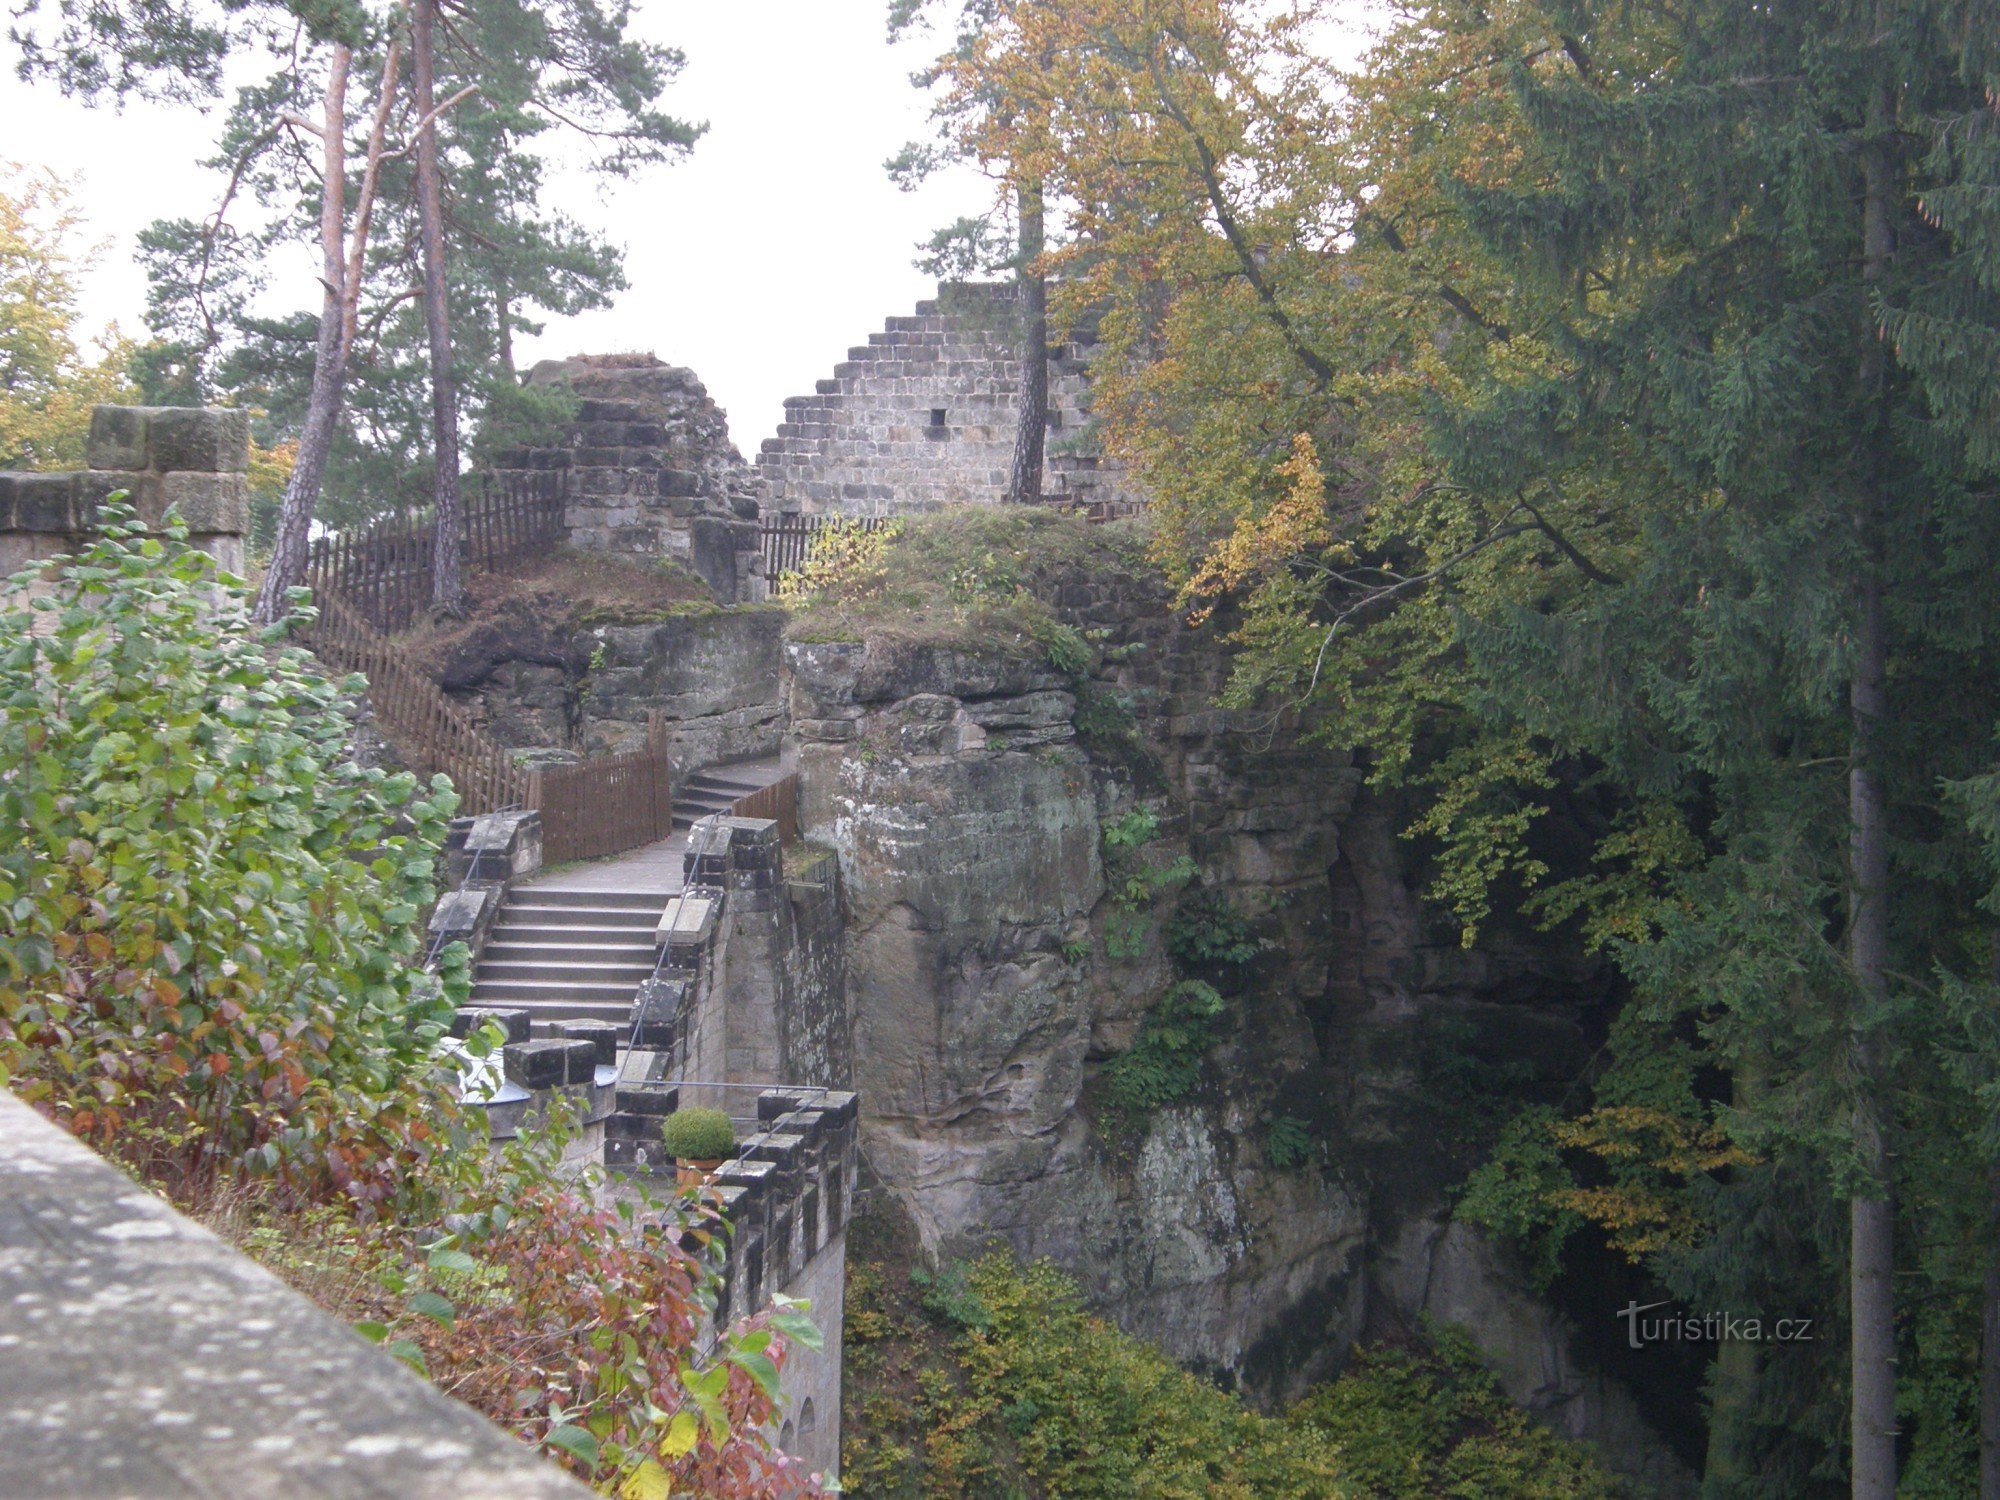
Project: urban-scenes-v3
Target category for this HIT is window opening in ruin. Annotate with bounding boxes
[929,408,948,428]
[800,1399,817,1435]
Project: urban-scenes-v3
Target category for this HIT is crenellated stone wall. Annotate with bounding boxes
[756,283,1141,518]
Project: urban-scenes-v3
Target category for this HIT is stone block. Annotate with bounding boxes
[158,471,250,533]
[558,1037,601,1084]
[657,892,718,949]
[558,1020,621,1067]
[85,405,149,471]
[12,472,77,532]
[463,809,543,880]
[757,1087,819,1124]
[427,886,496,945]
[606,1112,665,1141]
[632,976,688,1048]
[615,1082,680,1116]
[451,1005,531,1044]
[502,1039,573,1089]
[74,470,160,524]
[149,406,250,473]
[716,1157,777,1201]
[749,1131,806,1173]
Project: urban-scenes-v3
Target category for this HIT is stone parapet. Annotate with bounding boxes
[0,1090,590,1498]
[495,358,767,601]
[0,404,251,582]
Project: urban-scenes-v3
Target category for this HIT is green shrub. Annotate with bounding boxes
[1454,1105,1586,1291]
[659,1106,737,1161]
[1264,1113,1316,1170]
[1289,1325,1621,1498]
[1102,979,1227,1115]
[953,1255,1343,1499]
[0,505,462,1206]
[778,508,1140,674]
[1166,891,1262,968]
[911,1261,993,1332]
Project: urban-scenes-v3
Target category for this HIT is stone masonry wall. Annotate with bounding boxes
[757,283,1141,517]
[0,405,249,584]
[497,356,765,601]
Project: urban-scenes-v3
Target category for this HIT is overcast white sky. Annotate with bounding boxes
[0,1,1380,452]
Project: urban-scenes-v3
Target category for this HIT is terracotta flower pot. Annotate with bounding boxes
[676,1157,724,1193]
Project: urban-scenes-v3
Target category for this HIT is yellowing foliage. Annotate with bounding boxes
[0,164,135,469]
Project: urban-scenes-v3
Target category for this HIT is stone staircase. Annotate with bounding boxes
[672,763,776,832]
[466,760,788,1026]
[468,889,662,1025]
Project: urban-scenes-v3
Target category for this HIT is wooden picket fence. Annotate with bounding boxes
[304,593,674,862]
[757,513,894,585]
[307,470,568,633]
[728,773,799,848]
[534,721,677,866]
[305,593,533,814]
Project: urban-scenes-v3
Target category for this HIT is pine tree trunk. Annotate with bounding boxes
[1847,65,1899,1500]
[1984,938,2000,1499]
[254,46,353,627]
[414,0,464,617]
[496,280,516,383]
[1706,1055,1767,1490]
[1009,177,1047,504]
[1982,1155,2000,1498]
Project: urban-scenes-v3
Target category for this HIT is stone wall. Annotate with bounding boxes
[497,356,765,601]
[0,1090,591,1498]
[0,405,249,585]
[756,283,1141,517]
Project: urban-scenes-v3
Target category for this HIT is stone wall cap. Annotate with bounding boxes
[0,1091,589,1498]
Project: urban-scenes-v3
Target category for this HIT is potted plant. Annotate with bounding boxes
[660,1106,736,1191]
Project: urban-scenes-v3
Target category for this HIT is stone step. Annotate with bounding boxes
[471,976,643,1005]
[478,958,656,982]
[509,888,665,911]
[484,938,656,961]
[473,994,634,1025]
[497,904,663,930]
[490,936,656,956]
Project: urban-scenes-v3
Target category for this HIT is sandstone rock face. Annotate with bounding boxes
[786,545,1694,1490]
[437,604,785,782]
[789,617,1372,1400]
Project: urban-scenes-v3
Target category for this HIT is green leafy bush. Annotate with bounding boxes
[1454,1106,1586,1291]
[910,1260,993,1333]
[952,1256,1343,1499]
[660,1106,737,1161]
[1167,891,1262,968]
[779,508,1141,674]
[1264,1113,1316,1170]
[1289,1326,1621,1498]
[0,506,460,1207]
[1102,979,1227,1115]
